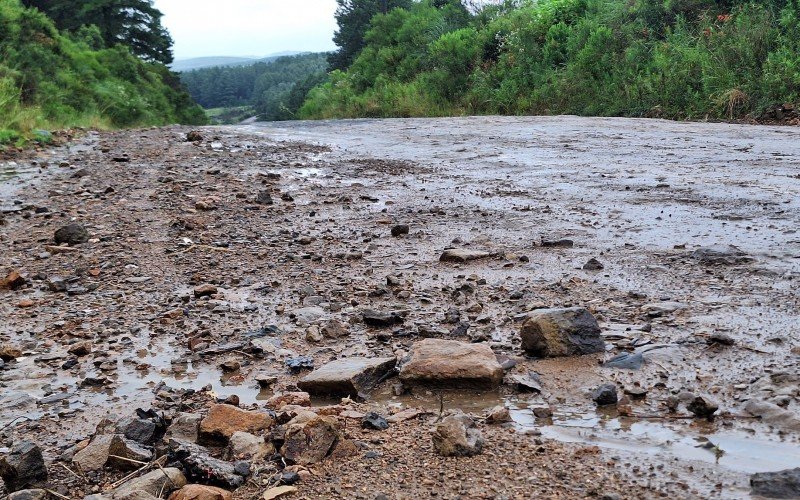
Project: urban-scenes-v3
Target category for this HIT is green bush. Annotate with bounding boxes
[302,0,798,121]
[0,0,205,143]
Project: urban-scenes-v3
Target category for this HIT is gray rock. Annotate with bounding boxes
[603,352,644,370]
[73,434,152,472]
[592,384,618,406]
[691,245,753,266]
[361,412,389,430]
[520,307,604,357]
[169,440,244,488]
[8,489,48,500]
[439,248,493,263]
[289,306,325,324]
[432,414,483,457]
[54,223,89,245]
[0,441,48,491]
[298,357,396,396]
[227,431,273,460]
[111,467,186,499]
[361,309,404,327]
[165,413,201,443]
[583,258,604,270]
[391,224,409,237]
[750,468,800,499]
[399,339,503,389]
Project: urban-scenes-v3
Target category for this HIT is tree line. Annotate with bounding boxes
[300,0,800,120]
[179,53,329,121]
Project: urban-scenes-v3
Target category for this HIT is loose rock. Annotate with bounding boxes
[54,223,89,245]
[432,414,484,457]
[0,441,48,491]
[198,404,274,444]
[520,307,604,357]
[298,357,397,396]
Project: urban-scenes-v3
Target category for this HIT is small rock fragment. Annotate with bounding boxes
[432,414,483,457]
[592,384,618,406]
[54,223,89,246]
[0,441,48,491]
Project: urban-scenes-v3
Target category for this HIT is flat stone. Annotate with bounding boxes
[227,432,274,460]
[520,307,604,357]
[199,405,273,444]
[399,339,503,389]
[193,284,217,298]
[361,309,404,327]
[298,357,397,396]
[440,248,493,263]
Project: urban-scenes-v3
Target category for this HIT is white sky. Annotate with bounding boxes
[154,0,339,60]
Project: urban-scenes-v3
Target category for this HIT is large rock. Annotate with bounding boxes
[298,357,396,396]
[281,415,341,465]
[54,223,89,246]
[520,307,604,357]
[112,468,187,499]
[73,434,151,472]
[432,414,484,457]
[750,468,800,499]
[439,248,493,263]
[198,404,273,444]
[168,484,233,500]
[0,441,48,491]
[399,339,503,389]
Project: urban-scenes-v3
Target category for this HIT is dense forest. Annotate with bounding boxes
[301,0,800,120]
[180,53,329,122]
[0,0,205,146]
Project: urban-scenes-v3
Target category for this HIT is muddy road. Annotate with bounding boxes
[0,116,799,499]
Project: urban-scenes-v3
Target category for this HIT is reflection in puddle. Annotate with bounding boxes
[511,406,800,474]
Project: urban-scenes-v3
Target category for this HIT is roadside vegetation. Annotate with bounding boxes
[301,0,800,121]
[0,0,205,147]
[180,53,329,123]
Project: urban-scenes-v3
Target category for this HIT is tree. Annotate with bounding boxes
[328,0,412,71]
[21,0,173,64]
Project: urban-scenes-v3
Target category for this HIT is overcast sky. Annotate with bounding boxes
[154,0,339,60]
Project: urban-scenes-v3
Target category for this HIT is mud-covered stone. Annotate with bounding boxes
[198,404,273,444]
[227,431,274,460]
[520,307,604,357]
[399,339,503,389]
[166,413,202,443]
[592,383,618,406]
[432,414,483,457]
[0,441,48,491]
[298,357,396,396]
[7,490,48,500]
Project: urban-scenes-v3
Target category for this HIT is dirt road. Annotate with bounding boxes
[1,116,799,498]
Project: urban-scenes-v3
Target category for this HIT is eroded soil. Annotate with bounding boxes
[1,116,799,498]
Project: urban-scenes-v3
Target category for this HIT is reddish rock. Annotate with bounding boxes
[399,339,503,389]
[168,484,232,500]
[198,404,273,444]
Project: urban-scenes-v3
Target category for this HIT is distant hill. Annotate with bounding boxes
[171,52,302,72]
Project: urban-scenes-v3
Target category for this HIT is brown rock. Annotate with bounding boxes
[0,345,23,361]
[68,341,93,356]
[1,270,26,290]
[193,284,217,298]
[198,404,273,444]
[432,414,484,457]
[168,484,232,500]
[399,339,503,389]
